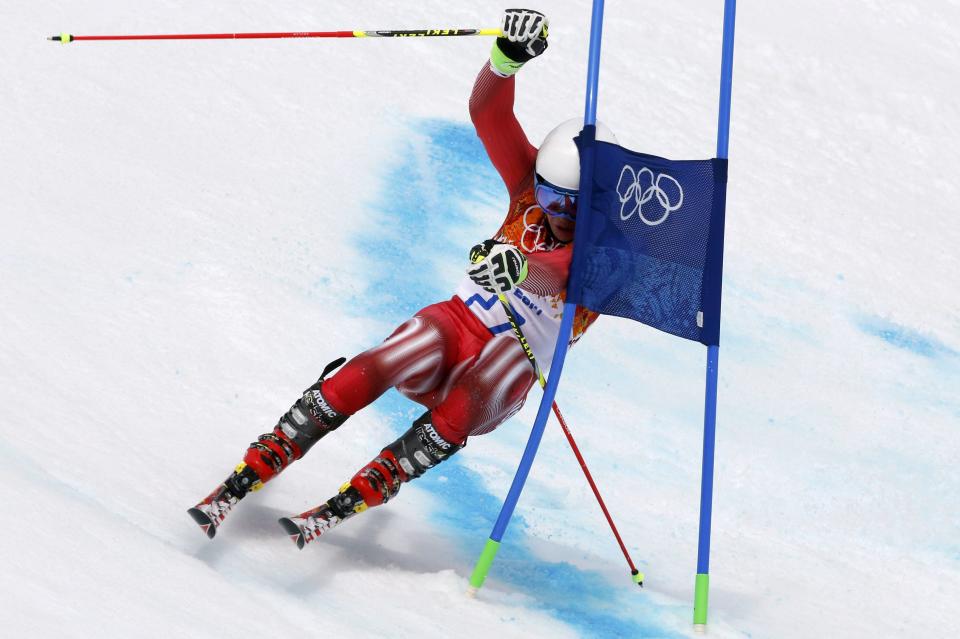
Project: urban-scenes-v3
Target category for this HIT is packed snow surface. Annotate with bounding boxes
[2,1,957,637]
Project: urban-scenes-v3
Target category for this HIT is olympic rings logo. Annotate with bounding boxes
[616,165,684,226]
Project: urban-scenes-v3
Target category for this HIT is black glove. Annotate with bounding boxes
[467,240,528,294]
[491,9,549,75]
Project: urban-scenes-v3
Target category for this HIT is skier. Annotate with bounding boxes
[189,8,617,547]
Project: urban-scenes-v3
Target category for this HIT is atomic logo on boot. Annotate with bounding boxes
[422,422,453,451]
[308,390,340,423]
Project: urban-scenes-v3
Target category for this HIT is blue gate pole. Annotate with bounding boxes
[468,0,607,595]
[694,0,736,630]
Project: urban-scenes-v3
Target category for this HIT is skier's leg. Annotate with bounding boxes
[243,310,461,483]
[187,362,348,538]
[321,312,461,414]
[354,334,533,506]
[278,335,536,547]
[189,306,461,538]
[431,333,537,442]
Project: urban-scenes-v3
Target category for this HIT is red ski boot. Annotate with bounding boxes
[278,411,462,548]
[188,359,349,539]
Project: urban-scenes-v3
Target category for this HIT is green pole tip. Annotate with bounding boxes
[49,33,73,43]
[631,569,645,587]
[694,573,710,625]
[468,539,501,592]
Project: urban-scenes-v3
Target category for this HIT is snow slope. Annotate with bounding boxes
[1,1,958,637]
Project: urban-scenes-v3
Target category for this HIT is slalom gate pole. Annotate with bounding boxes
[467,0,608,596]
[494,291,643,586]
[693,0,737,632]
[48,28,501,44]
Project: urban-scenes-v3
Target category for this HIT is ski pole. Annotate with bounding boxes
[493,292,643,587]
[48,28,502,44]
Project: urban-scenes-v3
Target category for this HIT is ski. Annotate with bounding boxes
[278,483,367,549]
[187,463,263,539]
[187,486,237,539]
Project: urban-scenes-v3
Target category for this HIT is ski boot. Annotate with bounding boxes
[188,358,349,539]
[278,411,462,548]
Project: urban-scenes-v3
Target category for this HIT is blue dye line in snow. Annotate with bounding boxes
[856,315,958,359]
[356,118,504,319]
[353,118,679,638]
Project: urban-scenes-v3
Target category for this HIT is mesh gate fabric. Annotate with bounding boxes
[568,138,728,346]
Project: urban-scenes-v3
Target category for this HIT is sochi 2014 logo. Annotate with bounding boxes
[616,165,684,226]
[519,204,561,252]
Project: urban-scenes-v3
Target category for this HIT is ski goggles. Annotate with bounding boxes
[534,174,579,221]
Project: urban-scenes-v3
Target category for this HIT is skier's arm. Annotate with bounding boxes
[469,66,536,198]
[469,10,549,197]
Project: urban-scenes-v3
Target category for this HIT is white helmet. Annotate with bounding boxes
[535,118,618,191]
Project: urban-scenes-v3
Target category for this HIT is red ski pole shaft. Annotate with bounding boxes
[48,28,502,43]
[550,401,641,579]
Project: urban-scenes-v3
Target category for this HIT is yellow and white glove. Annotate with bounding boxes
[467,240,529,294]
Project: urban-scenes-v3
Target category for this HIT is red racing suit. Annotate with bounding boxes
[321,63,598,445]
